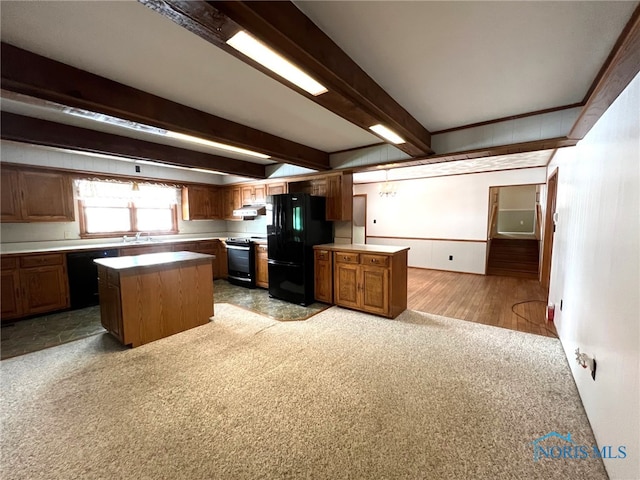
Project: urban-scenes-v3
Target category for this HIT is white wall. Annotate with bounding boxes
[546,73,639,480]
[432,107,581,154]
[353,167,546,273]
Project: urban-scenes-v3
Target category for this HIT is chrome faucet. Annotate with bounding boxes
[135,232,142,241]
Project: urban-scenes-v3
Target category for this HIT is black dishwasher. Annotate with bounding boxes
[66,249,119,309]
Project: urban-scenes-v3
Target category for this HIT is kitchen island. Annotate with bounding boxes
[313,243,409,318]
[95,251,214,347]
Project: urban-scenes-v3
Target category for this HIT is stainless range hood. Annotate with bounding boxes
[232,205,267,218]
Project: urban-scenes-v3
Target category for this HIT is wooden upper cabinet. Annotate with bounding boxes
[266,182,286,196]
[182,185,221,220]
[223,186,243,220]
[326,173,353,221]
[1,169,21,222]
[1,167,74,223]
[287,173,352,221]
[241,184,266,205]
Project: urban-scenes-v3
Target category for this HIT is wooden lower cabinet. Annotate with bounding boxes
[98,267,124,343]
[1,253,70,321]
[255,244,268,288]
[1,258,23,319]
[172,239,226,279]
[315,244,408,318]
[119,244,173,256]
[314,249,333,303]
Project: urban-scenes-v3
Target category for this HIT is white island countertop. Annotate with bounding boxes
[313,243,410,254]
[94,251,214,271]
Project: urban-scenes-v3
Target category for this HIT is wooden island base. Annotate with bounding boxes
[314,243,409,318]
[95,251,214,347]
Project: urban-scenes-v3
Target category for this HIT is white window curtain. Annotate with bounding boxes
[75,179,179,206]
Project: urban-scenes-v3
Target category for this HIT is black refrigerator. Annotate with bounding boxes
[267,193,333,305]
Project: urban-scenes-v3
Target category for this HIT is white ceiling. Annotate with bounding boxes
[0,0,637,174]
[297,1,636,131]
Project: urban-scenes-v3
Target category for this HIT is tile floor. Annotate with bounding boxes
[0,280,329,360]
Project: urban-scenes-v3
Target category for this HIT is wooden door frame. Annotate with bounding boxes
[540,169,558,297]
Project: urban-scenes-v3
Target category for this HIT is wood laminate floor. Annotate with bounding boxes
[407,268,557,337]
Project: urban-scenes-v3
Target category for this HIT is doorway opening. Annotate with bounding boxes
[352,194,367,244]
[486,184,542,279]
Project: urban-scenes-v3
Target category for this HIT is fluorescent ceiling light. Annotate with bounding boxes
[165,131,270,159]
[134,159,227,175]
[62,107,269,159]
[369,124,405,144]
[227,31,328,96]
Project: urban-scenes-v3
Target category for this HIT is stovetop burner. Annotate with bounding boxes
[226,237,252,245]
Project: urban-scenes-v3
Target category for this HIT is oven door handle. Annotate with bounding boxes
[227,245,250,251]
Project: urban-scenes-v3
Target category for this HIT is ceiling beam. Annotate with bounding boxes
[351,137,578,172]
[0,42,329,171]
[569,4,640,140]
[139,0,433,157]
[1,112,267,179]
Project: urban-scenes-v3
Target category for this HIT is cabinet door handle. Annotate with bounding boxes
[343,256,348,260]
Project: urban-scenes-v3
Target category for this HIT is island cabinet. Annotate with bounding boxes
[255,243,268,288]
[313,244,409,318]
[1,253,70,321]
[313,248,333,303]
[95,251,214,347]
[1,167,74,223]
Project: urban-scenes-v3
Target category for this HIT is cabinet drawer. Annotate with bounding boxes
[360,254,389,267]
[315,249,331,261]
[1,256,18,270]
[20,253,64,268]
[335,252,359,264]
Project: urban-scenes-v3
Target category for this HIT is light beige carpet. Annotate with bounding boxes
[0,304,607,479]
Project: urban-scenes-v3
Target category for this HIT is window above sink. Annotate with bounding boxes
[75,179,179,239]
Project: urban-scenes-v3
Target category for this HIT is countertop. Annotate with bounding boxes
[313,243,410,254]
[0,233,266,255]
[94,251,214,271]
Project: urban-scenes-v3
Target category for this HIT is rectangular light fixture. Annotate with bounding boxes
[165,131,270,159]
[63,107,270,159]
[226,31,328,96]
[369,124,406,144]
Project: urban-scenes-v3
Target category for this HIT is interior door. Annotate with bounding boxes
[541,170,558,296]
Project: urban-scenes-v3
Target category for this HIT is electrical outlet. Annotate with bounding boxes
[560,299,563,311]
[449,255,453,261]
[135,165,141,173]
[373,219,377,224]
